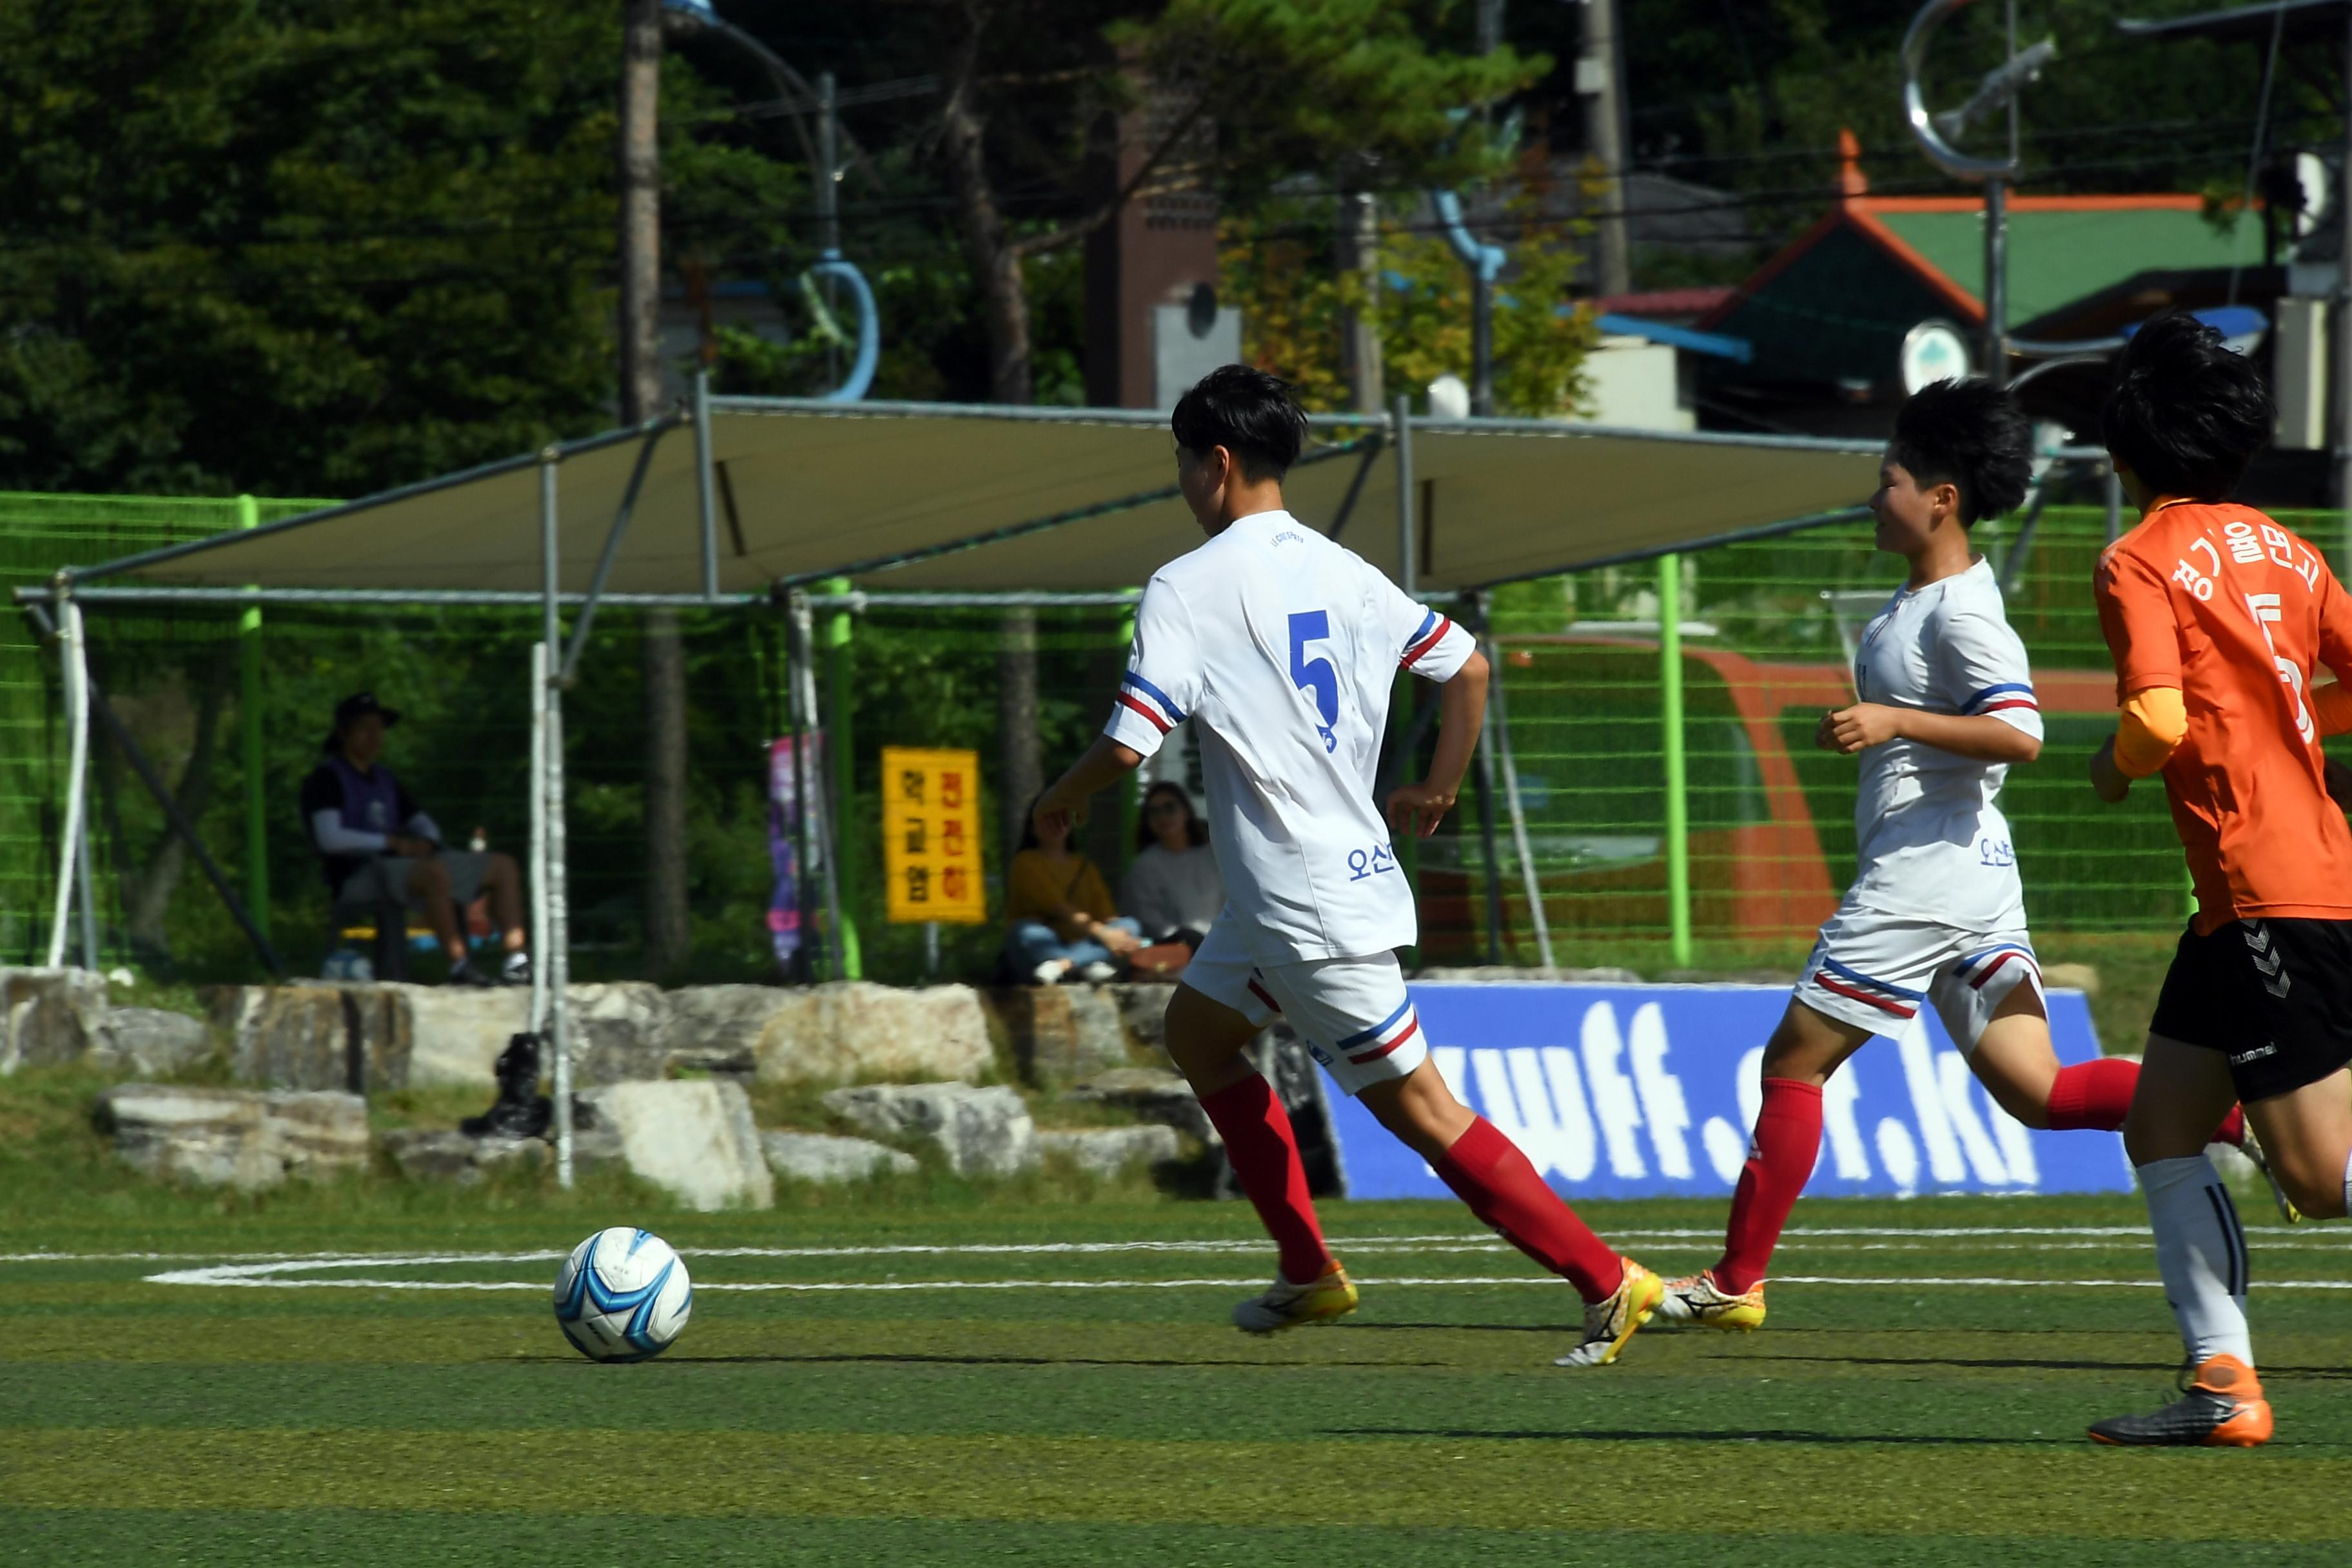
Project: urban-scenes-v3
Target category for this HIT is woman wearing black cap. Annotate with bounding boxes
[300,692,529,986]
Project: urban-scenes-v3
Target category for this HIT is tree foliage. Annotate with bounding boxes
[0,0,794,498]
[1224,186,1598,418]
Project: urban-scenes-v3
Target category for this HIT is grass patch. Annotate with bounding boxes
[5,1195,2350,1562]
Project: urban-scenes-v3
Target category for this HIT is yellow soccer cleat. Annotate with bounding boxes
[1553,1259,1665,1368]
[1654,1269,1768,1331]
[1233,1262,1359,1333]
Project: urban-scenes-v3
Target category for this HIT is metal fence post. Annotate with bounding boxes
[237,495,270,945]
[822,576,862,979]
[1659,553,1693,968]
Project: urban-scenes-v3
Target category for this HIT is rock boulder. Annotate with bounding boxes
[94,1083,368,1191]
[761,1130,919,1183]
[91,1007,213,1077]
[1037,1124,1184,1180]
[381,1128,547,1185]
[663,983,991,1085]
[0,966,110,1075]
[821,1083,1036,1179]
[575,1079,774,1211]
[988,985,1132,1082]
[1063,1067,1212,1144]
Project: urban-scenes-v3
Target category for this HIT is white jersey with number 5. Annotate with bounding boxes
[1102,508,1476,964]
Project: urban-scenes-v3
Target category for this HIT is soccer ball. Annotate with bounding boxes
[553,1226,693,1362]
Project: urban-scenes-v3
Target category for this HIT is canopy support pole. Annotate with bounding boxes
[44,586,88,970]
[695,368,720,599]
[1321,429,1386,543]
[1469,597,1505,965]
[560,421,664,683]
[2104,462,2124,543]
[1660,554,1694,970]
[237,495,270,950]
[529,640,550,1037]
[822,577,862,979]
[540,453,574,1189]
[1393,398,1417,597]
[1487,638,1555,975]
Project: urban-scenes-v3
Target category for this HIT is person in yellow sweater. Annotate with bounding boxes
[1004,795,1143,984]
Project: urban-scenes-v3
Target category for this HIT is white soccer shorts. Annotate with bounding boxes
[1793,903,2043,1052]
[1181,916,1426,1096]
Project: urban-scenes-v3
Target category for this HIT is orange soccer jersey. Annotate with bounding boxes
[2095,500,2352,933]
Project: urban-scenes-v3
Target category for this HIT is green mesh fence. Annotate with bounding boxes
[6,491,2345,985]
[1433,505,2352,972]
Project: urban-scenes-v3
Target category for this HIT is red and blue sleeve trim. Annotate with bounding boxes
[1965,681,2037,716]
[1115,671,1184,733]
[1401,612,1453,669]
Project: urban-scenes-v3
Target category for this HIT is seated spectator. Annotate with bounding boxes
[1123,781,1223,948]
[302,692,529,986]
[1004,794,1141,985]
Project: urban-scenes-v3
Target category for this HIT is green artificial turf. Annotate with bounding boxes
[2,1193,2344,1563]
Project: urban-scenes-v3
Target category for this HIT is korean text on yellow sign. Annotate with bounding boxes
[880,746,988,924]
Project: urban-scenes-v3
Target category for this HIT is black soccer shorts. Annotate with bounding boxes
[2149,916,2352,1102]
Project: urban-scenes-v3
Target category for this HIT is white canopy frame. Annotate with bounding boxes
[15,384,1959,1183]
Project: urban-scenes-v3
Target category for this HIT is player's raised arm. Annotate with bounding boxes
[1385,651,1488,839]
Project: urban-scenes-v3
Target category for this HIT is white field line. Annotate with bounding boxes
[129,1263,2352,1294]
[11,1223,2339,1269]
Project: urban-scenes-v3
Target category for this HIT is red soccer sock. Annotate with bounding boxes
[1714,1078,1824,1297]
[2045,1057,2138,1130]
[1197,1074,1333,1284]
[1435,1117,1623,1303]
[2044,1057,2245,1145]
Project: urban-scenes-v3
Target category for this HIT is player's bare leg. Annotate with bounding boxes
[1164,984,1351,1331]
[1972,985,2273,1213]
[2088,1033,2280,1445]
[1353,1059,1663,1367]
[1658,1000,1869,1331]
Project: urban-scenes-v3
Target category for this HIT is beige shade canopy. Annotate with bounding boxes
[74,398,1883,597]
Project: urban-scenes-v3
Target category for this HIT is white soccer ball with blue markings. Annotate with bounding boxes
[553,1227,693,1362]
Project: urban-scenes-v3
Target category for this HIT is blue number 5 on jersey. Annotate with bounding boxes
[1288,610,1339,752]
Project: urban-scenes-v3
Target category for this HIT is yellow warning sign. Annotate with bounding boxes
[880,746,988,924]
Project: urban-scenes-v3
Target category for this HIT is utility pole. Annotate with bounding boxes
[819,70,841,387]
[2338,0,2352,524]
[1338,183,1385,414]
[622,0,692,981]
[1578,0,1632,299]
[1471,0,1505,416]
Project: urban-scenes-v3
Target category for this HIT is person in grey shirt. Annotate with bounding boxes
[1122,781,1224,945]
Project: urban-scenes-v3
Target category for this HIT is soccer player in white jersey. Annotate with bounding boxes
[1649,378,2262,1338]
[1034,366,1666,1367]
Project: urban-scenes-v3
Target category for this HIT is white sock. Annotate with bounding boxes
[2342,1144,2352,1222]
[2140,1154,2252,1367]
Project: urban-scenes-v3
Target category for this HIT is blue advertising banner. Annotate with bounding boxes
[1325,984,2132,1200]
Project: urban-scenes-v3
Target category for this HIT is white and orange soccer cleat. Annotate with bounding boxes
[2088,1353,2273,1447]
[1553,1259,1666,1368]
[1232,1262,1358,1333]
[1653,1269,1768,1331]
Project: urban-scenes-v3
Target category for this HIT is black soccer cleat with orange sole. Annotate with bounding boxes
[2088,1355,2272,1447]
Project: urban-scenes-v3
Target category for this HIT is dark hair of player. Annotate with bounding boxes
[1171,364,1308,482]
[1886,377,2032,527]
[2099,310,2272,502]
